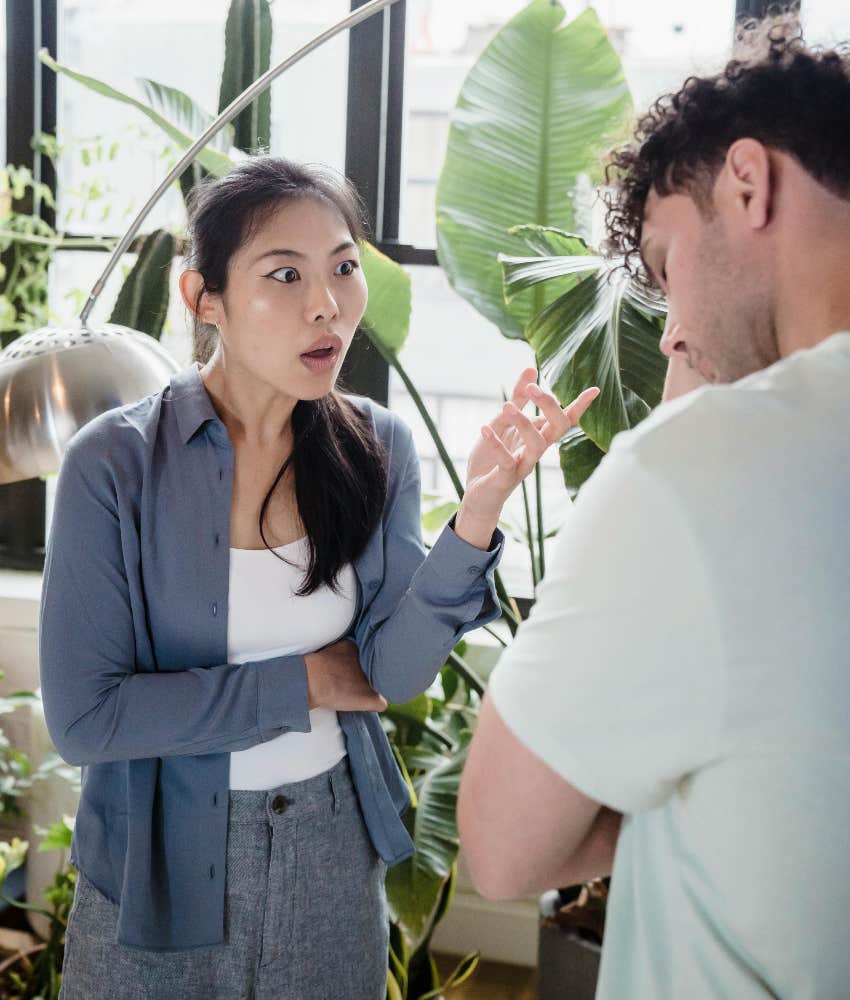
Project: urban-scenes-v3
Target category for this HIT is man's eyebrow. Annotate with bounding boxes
[253,241,357,265]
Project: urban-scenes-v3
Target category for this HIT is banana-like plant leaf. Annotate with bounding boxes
[559,425,606,497]
[360,241,412,359]
[385,858,446,957]
[219,0,273,152]
[39,50,234,179]
[411,740,468,882]
[109,229,176,340]
[385,739,469,953]
[139,80,235,154]
[139,78,237,203]
[502,238,666,451]
[435,2,632,338]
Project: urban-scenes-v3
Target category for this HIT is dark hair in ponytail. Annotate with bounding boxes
[183,156,387,595]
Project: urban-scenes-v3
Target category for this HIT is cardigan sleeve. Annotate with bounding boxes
[38,433,311,767]
[353,419,504,704]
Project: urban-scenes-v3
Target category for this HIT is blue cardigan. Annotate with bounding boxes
[38,362,504,950]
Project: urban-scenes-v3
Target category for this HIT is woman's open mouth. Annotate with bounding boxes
[300,342,341,373]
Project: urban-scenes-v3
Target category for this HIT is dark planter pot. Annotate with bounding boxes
[0,479,46,571]
[537,923,602,1000]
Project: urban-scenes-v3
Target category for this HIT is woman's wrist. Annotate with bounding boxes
[453,501,499,551]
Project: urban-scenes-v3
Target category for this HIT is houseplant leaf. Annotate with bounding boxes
[435,2,632,338]
[502,239,666,452]
[109,229,176,339]
[38,49,234,179]
[219,0,273,153]
[360,241,412,359]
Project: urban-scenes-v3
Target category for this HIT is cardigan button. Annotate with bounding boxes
[271,794,289,814]
[211,602,218,617]
[209,864,215,879]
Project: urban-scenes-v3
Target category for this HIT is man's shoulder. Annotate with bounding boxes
[610,340,849,479]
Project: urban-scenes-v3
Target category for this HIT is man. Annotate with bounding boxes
[458,26,850,999]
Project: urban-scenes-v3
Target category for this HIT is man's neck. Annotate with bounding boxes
[775,197,850,357]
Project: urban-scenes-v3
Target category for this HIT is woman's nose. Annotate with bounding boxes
[305,283,339,323]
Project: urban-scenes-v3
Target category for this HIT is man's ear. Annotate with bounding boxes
[178,269,219,325]
[722,138,773,230]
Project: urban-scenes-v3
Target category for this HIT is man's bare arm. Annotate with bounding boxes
[459,695,615,900]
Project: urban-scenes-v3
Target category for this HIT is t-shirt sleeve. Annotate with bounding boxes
[487,444,725,815]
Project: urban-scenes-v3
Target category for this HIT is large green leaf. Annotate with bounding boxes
[138,80,235,155]
[138,79,237,203]
[385,741,468,953]
[559,426,606,497]
[360,241,412,358]
[39,50,234,179]
[219,0,273,153]
[109,229,176,340]
[385,858,446,957]
[502,238,666,451]
[435,2,632,338]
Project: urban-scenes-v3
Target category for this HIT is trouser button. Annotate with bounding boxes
[271,794,288,814]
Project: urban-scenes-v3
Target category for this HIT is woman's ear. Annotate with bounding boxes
[178,269,219,325]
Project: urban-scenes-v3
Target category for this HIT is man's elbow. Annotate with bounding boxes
[465,851,530,902]
[458,803,532,901]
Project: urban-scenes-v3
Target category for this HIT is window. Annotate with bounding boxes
[0,0,6,166]
[803,0,849,45]
[400,0,529,249]
[52,0,351,363]
[389,0,741,598]
[56,0,350,236]
[593,0,737,113]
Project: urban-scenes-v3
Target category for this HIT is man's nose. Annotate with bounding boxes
[659,319,683,359]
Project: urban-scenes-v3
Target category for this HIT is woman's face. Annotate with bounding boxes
[204,196,367,400]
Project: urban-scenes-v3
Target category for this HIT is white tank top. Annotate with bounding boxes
[227,536,357,789]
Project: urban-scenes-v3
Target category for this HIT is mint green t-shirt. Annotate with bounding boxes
[489,334,850,998]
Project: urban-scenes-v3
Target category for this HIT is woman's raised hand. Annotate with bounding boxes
[453,366,599,549]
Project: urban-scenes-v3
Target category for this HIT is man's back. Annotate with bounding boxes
[599,331,850,998]
[489,333,850,997]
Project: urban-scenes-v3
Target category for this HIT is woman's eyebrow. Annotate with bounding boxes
[253,241,357,265]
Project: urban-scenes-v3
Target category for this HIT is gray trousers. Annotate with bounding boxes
[59,757,389,1000]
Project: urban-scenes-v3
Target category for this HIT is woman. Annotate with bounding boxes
[40,156,598,1000]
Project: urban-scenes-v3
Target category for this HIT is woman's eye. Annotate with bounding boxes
[335,260,359,277]
[270,267,299,283]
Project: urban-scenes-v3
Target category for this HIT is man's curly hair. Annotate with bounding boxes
[604,14,850,281]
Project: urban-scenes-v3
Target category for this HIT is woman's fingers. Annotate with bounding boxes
[563,386,601,425]
[503,402,548,461]
[509,366,539,411]
[524,383,600,441]
[481,425,520,473]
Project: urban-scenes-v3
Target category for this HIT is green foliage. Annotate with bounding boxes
[219,0,273,153]
[0,166,54,347]
[501,226,667,453]
[0,676,79,1000]
[436,1,633,338]
[108,229,177,339]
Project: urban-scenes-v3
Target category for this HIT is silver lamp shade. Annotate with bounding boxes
[0,324,179,484]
